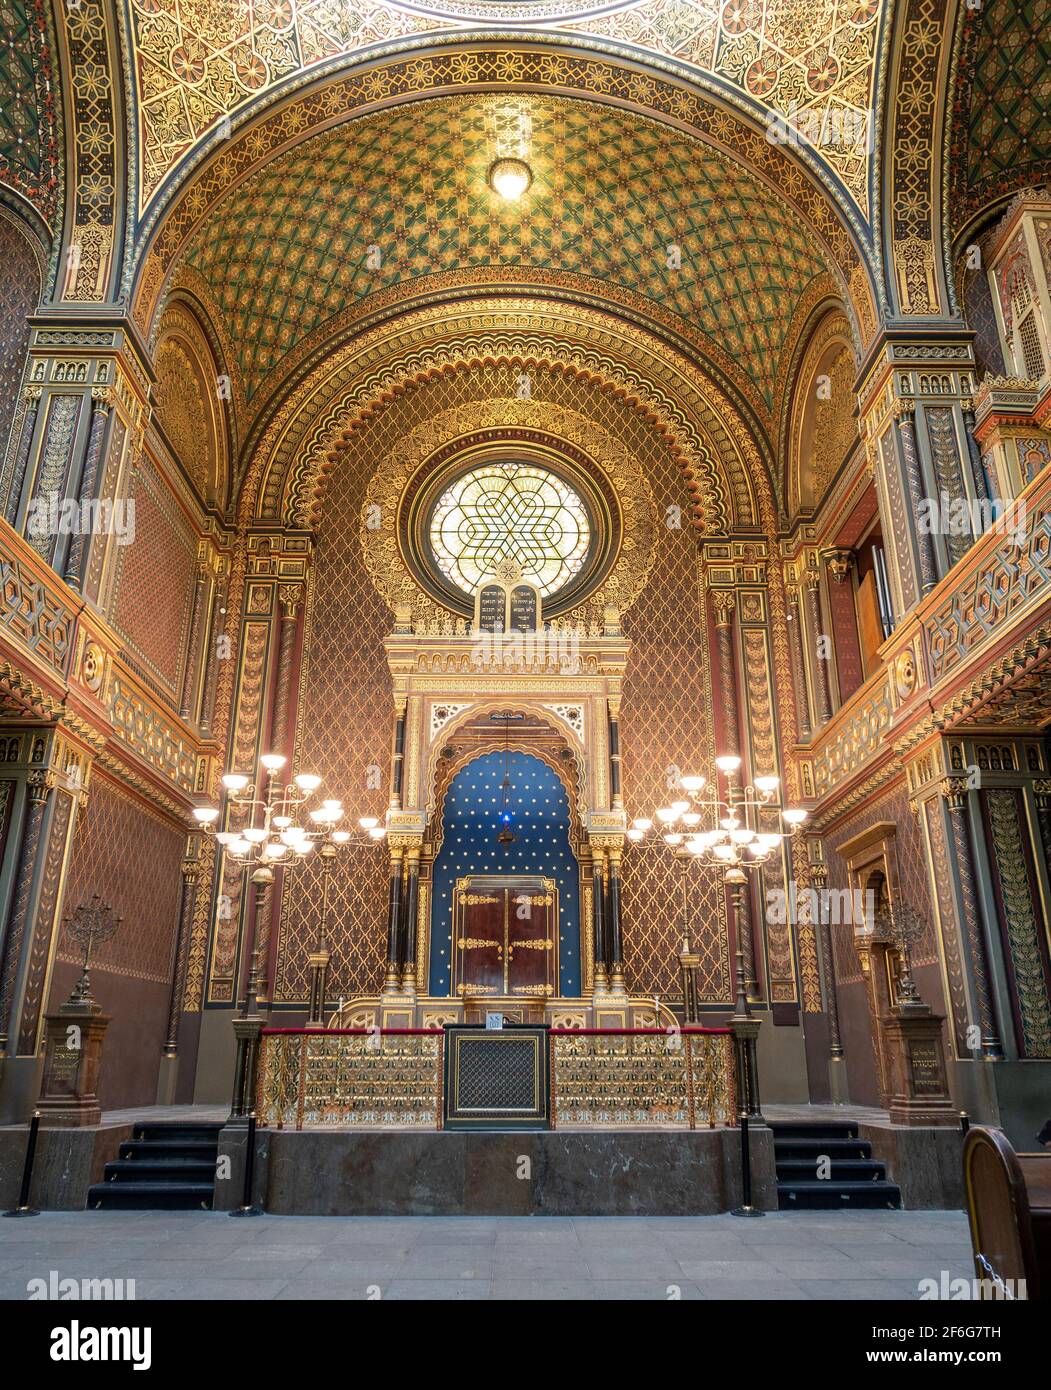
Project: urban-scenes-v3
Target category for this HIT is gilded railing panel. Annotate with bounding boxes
[256,1027,735,1130]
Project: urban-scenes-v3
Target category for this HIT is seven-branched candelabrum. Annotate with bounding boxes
[626,755,808,1016]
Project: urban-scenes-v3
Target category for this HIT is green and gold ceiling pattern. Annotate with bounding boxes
[128,0,878,215]
[181,94,830,410]
[0,0,59,229]
[951,0,1051,229]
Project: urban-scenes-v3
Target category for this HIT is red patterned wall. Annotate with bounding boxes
[0,214,41,482]
[111,458,196,698]
[49,773,185,1109]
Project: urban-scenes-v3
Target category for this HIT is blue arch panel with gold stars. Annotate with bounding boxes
[430,751,581,997]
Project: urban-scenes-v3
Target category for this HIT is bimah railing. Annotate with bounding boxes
[255,1026,736,1131]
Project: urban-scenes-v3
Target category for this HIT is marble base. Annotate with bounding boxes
[256,1126,777,1216]
[0,1122,131,1211]
[858,1123,965,1209]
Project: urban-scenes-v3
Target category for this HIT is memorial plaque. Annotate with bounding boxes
[477,583,506,633]
[509,584,539,632]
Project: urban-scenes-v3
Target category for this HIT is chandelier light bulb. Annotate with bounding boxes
[242,827,268,843]
[488,157,532,200]
[713,843,736,861]
[214,832,236,847]
[754,774,780,795]
[294,839,314,854]
[748,842,769,857]
[294,773,322,792]
[193,807,219,824]
[280,826,306,844]
[227,838,251,856]
[359,817,379,830]
[321,799,342,811]
[782,808,809,826]
[715,754,742,774]
[680,775,706,792]
[221,773,250,793]
[272,815,292,828]
[260,753,286,772]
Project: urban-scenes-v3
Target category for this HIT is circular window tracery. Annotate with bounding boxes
[427,461,592,599]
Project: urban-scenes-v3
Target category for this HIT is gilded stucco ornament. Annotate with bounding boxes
[359,397,657,628]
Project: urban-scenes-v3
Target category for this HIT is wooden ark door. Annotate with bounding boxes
[453,875,558,1001]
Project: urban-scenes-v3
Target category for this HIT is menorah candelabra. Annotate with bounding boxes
[873,902,928,1011]
[63,895,122,1009]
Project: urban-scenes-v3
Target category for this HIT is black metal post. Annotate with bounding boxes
[229,1112,262,1217]
[730,1109,763,1218]
[4,1111,41,1217]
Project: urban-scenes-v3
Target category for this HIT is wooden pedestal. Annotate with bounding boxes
[882,1007,957,1127]
[36,1004,111,1127]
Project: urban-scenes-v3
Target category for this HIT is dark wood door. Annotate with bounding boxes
[452,875,558,1000]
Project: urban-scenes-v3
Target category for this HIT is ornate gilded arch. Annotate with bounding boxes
[241,298,773,544]
[127,43,882,356]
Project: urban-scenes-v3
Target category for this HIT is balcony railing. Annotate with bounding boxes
[255,1026,736,1131]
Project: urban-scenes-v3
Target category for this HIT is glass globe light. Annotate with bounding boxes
[488,157,532,200]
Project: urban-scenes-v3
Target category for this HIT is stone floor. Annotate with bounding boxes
[0,1210,973,1300]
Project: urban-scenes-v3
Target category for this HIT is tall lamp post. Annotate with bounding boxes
[626,753,808,1118]
[193,754,385,1117]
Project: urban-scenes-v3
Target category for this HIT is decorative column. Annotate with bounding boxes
[591,846,608,995]
[390,701,407,810]
[710,589,758,1000]
[941,777,1003,1059]
[270,585,303,754]
[4,387,41,525]
[383,843,405,993]
[178,560,211,721]
[158,840,200,1104]
[803,569,834,725]
[786,587,812,740]
[961,400,990,503]
[400,846,421,994]
[811,860,847,1102]
[199,558,229,738]
[606,844,626,995]
[1035,781,1051,886]
[0,771,52,1055]
[607,699,623,811]
[64,388,112,588]
[894,403,938,596]
[308,842,336,1024]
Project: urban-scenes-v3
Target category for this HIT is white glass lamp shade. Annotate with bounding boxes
[331,830,351,844]
[680,775,706,792]
[193,807,220,824]
[369,827,387,840]
[682,812,701,827]
[632,818,652,832]
[656,808,678,824]
[227,838,251,856]
[627,827,644,841]
[754,774,780,795]
[782,808,809,826]
[671,800,691,814]
[242,827,268,843]
[488,157,532,200]
[663,832,683,846]
[260,753,286,772]
[221,773,250,793]
[359,817,379,830]
[715,755,742,774]
[263,841,288,859]
[294,773,322,793]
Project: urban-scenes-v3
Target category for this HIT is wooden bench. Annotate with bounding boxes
[963,1126,1051,1300]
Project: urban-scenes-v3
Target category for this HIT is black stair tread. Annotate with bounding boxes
[104,1159,215,1179]
[774,1138,872,1156]
[776,1158,886,1177]
[768,1122,860,1140]
[778,1180,901,1193]
[133,1123,224,1142]
[88,1182,214,1204]
[120,1140,218,1159]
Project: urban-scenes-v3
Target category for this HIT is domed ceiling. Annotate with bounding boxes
[176,92,836,421]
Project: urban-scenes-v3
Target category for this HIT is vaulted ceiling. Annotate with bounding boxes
[949,0,1051,234]
[174,92,838,431]
[0,0,60,230]
[128,0,879,216]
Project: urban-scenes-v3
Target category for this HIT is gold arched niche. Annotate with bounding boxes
[785,306,861,517]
